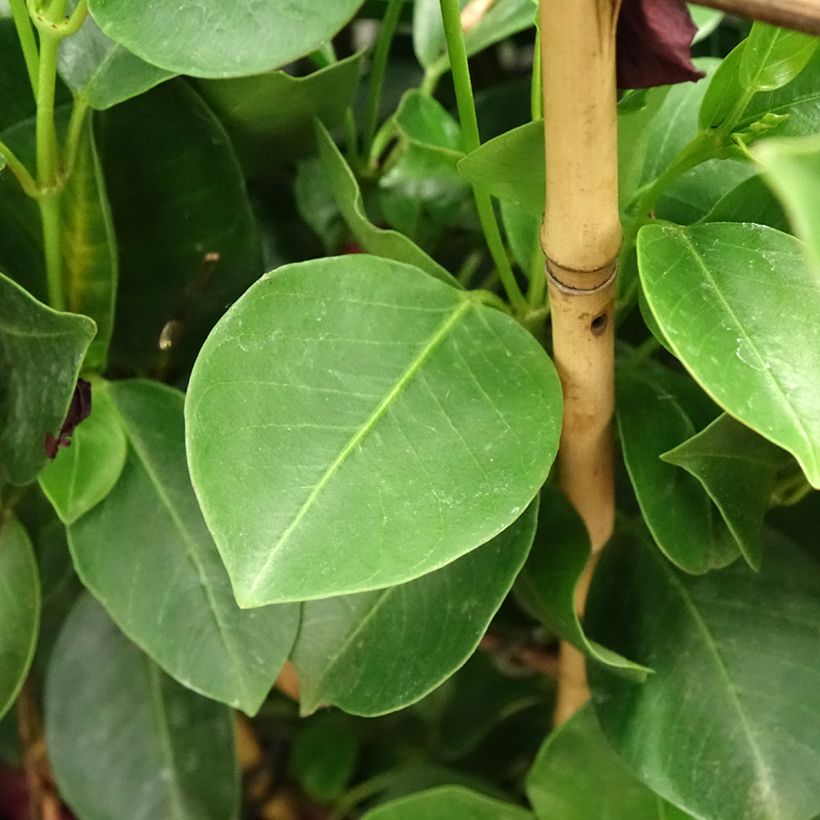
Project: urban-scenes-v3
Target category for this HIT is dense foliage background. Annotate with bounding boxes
[0,1,819,818]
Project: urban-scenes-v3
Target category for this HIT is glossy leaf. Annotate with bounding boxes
[87,0,366,78]
[60,116,117,371]
[46,594,239,820]
[186,254,561,606]
[755,134,820,271]
[315,121,458,286]
[638,222,820,488]
[38,379,127,524]
[196,52,363,173]
[0,271,95,487]
[0,517,39,720]
[57,7,173,109]
[587,529,820,820]
[516,488,649,678]
[526,706,691,820]
[739,22,818,93]
[617,368,739,574]
[701,174,788,231]
[291,503,537,716]
[68,380,300,714]
[97,81,261,372]
[663,414,792,570]
[363,786,532,820]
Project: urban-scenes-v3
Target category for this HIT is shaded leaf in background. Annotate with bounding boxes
[46,594,239,820]
[755,133,820,271]
[0,19,35,131]
[39,378,127,524]
[688,6,723,43]
[0,271,95,486]
[291,503,537,716]
[617,367,738,574]
[516,488,649,678]
[290,714,359,802]
[68,380,300,714]
[0,517,39,720]
[663,414,793,569]
[363,785,532,820]
[587,529,820,820]
[315,121,458,286]
[700,174,788,231]
[87,0,366,78]
[638,222,820,488]
[60,116,117,370]
[187,255,561,606]
[526,706,691,820]
[196,52,363,175]
[97,80,261,373]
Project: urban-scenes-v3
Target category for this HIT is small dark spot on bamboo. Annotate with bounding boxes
[590,313,608,335]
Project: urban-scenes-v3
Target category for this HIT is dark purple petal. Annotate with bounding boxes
[44,379,93,459]
[617,0,705,89]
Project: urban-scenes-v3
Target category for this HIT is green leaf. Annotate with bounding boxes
[87,0,366,78]
[38,378,126,524]
[515,488,649,679]
[97,81,261,373]
[291,503,537,716]
[587,529,820,820]
[662,414,793,570]
[290,714,359,802]
[68,380,300,714]
[638,222,820,488]
[617,368,739,574]
[500,200,542,277]
[0,272,95,487]
[689,6,723,44]
[0,517,39,720]
[0,19,35,131]
[57,6,174,109]
[699,43,747,129]
[315,121,458,286]
[701,174,788,231]
[187,254,561,606]
[195,52,363,174]
[362,785,532,820]
[46,594,239,820]
[60,115,117,371]
[739,22,818,94]
[395,90,464,156]
[526,706,691,820]
[755,133,820,271]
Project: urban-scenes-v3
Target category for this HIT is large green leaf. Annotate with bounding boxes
[0,517,39,720]
[68,380,300,714]
[46,594,239,820]
[617,368,739,574]
[315,121,458,286]
[526,706,691,820]
[739,22,818,94]
[60,116,117,371]
[186,254,561,606]
[196,52,363,174]
[57,6,174,109]
[0,272,95,487]
[87,0,366,78]
[587,529,820,820]
[38,378,127,524]
[638,222,820,488]
[363,786,532,820]
[516,488,649,678]
[755,134,820,271]
[97,81,261,373]
[663,414,793,570]
[292,503,537,716]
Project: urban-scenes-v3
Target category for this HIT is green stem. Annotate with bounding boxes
[530,31,542,121]
[526,229,545,307]
[9,0,39,95]
[64,96,90,175]
[344,107,360,167]
[0,140,40,198]
[363,0,405,157]
[438,0,527,315]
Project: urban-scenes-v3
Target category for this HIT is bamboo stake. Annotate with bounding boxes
[693,0,820,35]
[539,0,622,725]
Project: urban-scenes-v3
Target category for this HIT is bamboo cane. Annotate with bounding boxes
[539,0,622,725]
[693,0,820,35]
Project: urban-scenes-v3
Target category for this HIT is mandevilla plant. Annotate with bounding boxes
[0,0,819,818]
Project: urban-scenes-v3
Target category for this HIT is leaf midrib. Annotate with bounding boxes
[248,297,474,596]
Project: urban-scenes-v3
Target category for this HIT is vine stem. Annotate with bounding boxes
[438,0,527,316]
[9,0,39,95]
[0,139,40,198]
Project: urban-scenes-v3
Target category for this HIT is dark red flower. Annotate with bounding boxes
[45,378,92,459]
[617,0,705,89]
